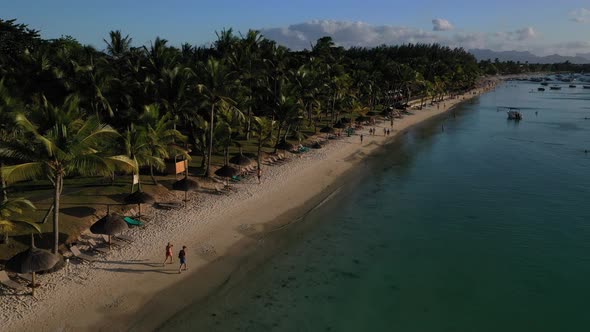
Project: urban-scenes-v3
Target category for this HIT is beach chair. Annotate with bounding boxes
[128,208,151,221]
[0,270,26,292]
[101,235,127,247]
[87,239,110,254]
[264,156,279,165]
[124,216,144,227]
[115,234,134,243]
[17,273,33,283]
[155,202,183,210]
[214,186,230,195]
[70,246,97,262]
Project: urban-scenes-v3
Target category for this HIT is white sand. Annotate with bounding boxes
[0,82,497,331]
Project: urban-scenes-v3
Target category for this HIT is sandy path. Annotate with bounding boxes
[0,83,496,331]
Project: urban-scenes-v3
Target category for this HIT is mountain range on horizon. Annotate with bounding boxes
[469,49,590,64]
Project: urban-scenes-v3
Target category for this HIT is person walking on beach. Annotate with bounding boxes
[257,167,262,184]
[163,242,173,265]
[178,246,187,273]
[360,134,364,143]
[387,129,390,136]
[383,128,386,136]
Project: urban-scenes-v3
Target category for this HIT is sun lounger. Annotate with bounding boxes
[87,239,110,254]
[17,273,33,283]
[124,216,144,227]
[128,208,151,221]
[101,235,127,247]
[115,234,134,243]
[0,270,26,292]
[214,186,230,195]
[70,246,97,262]
[155,202,183,210]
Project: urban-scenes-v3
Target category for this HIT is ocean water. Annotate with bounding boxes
[159,81,590,331]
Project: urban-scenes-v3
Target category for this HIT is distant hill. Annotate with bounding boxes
[469,49,590,64]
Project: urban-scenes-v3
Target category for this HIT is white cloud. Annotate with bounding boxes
[432,18,454,31]
[494,27,537,41]
[259,20,589,56]
[515,27,537,40]
[260,20,441,50]
[570,8,590,23]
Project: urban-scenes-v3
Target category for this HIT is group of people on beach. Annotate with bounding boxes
[367,127,391,136]
[163,242,188,273]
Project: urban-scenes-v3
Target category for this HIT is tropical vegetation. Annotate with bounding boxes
[0,18,492,253]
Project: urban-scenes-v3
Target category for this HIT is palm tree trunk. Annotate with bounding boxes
[52,173,63,254]
[0,161,7,202]
[274,124,282,153]
[206,103,215,177]
[150,165,157,185]
[257,127,263,174]
[246,105,252,140]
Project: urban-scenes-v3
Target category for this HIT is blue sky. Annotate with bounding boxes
[2,0,590,55]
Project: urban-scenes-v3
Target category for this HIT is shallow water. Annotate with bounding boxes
[159,82,590,331]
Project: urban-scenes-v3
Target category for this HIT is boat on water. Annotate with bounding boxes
[507,110,522,120]
[584,86,590,89]
[498,106,523,120]
[570,84,577,88]
[550,86,562,90]
[538,87,545,91]
[540,82,549,86]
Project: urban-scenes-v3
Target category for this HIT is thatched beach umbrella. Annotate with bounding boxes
[319,126,335,133]
[172,177,200,206]
[356,115,370,123]
[5,242,60,296]
[275,140,294,151]
[91,213,128,246]
[214,165,239,178]
[229,154,253,166]
[124,191,154,221]
[333,122,346,129]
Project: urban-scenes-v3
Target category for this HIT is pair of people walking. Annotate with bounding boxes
[163,242,188,273]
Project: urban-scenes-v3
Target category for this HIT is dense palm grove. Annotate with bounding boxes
[0,19,486,253]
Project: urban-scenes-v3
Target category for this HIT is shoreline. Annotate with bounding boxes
[0,80,497,331]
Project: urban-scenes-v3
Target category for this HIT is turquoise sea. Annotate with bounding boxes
[159,81,590,331]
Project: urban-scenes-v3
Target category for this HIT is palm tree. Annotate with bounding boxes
[0,79,22,202]
[103,30,132,58]
[251,116,274,173]
[0,95,134,253]
[140,104,188,184]
[196,58,236,177]
[0,197,40,244]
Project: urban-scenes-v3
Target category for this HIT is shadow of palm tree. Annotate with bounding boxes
[11,232,69,250]
[61,206,97,218]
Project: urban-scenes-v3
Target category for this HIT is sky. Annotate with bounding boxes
[2,0,590,56]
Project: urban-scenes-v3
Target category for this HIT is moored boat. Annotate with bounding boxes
[540,82,549,86]
[538,87,545,91]
[507,110,522,120]
[550,86,561,90]
[569,84,577,88]
[584,85,590,89]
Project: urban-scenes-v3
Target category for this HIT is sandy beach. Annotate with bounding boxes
[0,81,497,332]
